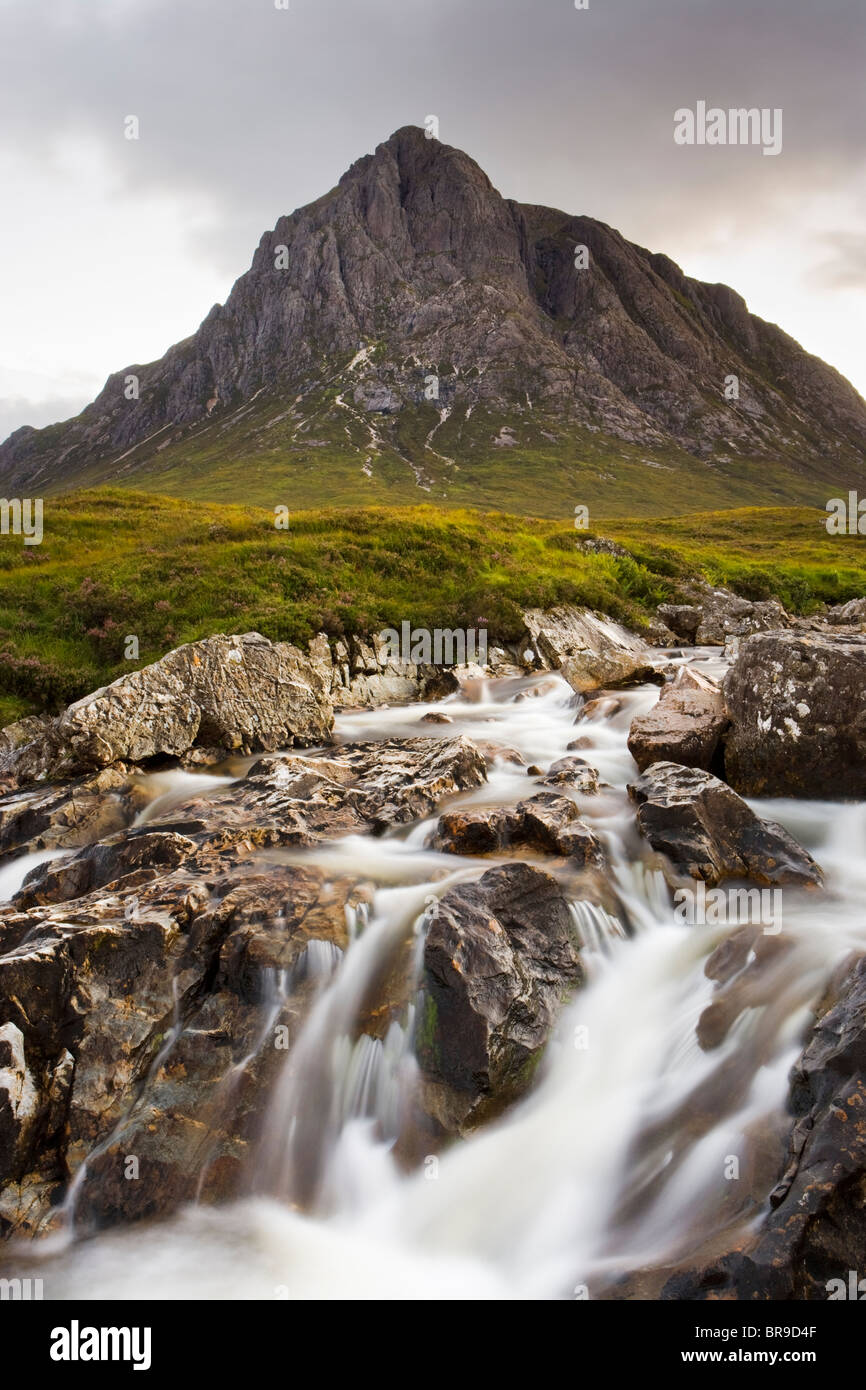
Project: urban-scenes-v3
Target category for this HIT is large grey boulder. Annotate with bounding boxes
[522,606,658,694]
[628,761,822,886]
[825,597,866,626]
[659,586,788,647]
[723,630,866,797]
[0,633,334,785]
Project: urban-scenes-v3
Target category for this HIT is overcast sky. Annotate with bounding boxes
[1,0,864,441]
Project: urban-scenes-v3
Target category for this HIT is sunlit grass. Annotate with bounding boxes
[0,492,863,721]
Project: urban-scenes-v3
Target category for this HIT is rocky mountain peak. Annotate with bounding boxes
[1,127,864,506]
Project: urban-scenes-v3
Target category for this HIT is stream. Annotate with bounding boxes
[6,648,866,1300]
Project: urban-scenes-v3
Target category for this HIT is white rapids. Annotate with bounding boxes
[13,650,866,1300]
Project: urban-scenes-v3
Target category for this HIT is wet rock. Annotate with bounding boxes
[723,630,866,798]
[662,953,866,1300]
[417,863,585,1134]
[419,712,453,724]
[14,831,199,908]
[627,680,728,772]
[127,736,490,850]
[0,767,151,859]
[0,735,489,1232]
[579,696,622,721]
[0,1024,39,1176]
[522,606,659,694]
[472,741,526,769]
[431,792,604,867]
[0,634,334,787]
[542,757,600,793]
[628,762,822,887]
[0,859,372,1235]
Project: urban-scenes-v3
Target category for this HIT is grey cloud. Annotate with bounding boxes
[0,0,864,433]
[2,0,864,274]
[0,395,89,442]
[811,234,866,292]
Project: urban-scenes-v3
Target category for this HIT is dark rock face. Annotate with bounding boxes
[431,791,605,867]
[0,634,333,787]
[628,762,822,887]
[0,768,151,858]
[628,681,728,772]
[0,735,487,1234]
[662,955,866,1300]
[4,126,865,494]
[723,630,866,798]
[417,863,584,1135]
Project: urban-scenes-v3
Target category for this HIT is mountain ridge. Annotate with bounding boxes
[3,124,865,513]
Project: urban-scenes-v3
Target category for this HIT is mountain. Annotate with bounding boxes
[3,125,865,517]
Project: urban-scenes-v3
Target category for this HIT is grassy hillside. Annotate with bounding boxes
[23,385,864,519]
[0,491,864,724]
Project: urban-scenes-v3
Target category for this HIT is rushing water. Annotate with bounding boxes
[11,651,866,1299]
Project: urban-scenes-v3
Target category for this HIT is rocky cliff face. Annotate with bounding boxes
[2,126,865,498]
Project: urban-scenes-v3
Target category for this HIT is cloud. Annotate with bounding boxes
[812,233,866,292]
[0,395,89,441]
[0,0,864,430]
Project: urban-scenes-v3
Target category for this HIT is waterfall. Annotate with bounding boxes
[11,653,866,1300]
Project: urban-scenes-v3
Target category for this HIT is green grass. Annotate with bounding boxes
[21,374,866,521]
[0,492,864,722]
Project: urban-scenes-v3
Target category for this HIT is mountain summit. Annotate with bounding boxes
[3,125,865,514]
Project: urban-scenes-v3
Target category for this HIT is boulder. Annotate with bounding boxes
[627,679,728,772]
[308,630,460,709]
[0,863,371,1235]
[0,634,334,786]
[417,863,585,1134]
[628,762,822,887]
[431,791,604,867]
[659,587,788,647]
[723,630,866,798]
[522,606,659,694]
[0,734,488,1233]
[662,954,866,1300]
[656,604,701,644]
[825,597,866,626]
[0,767,151,859]
[542,756,600,793]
